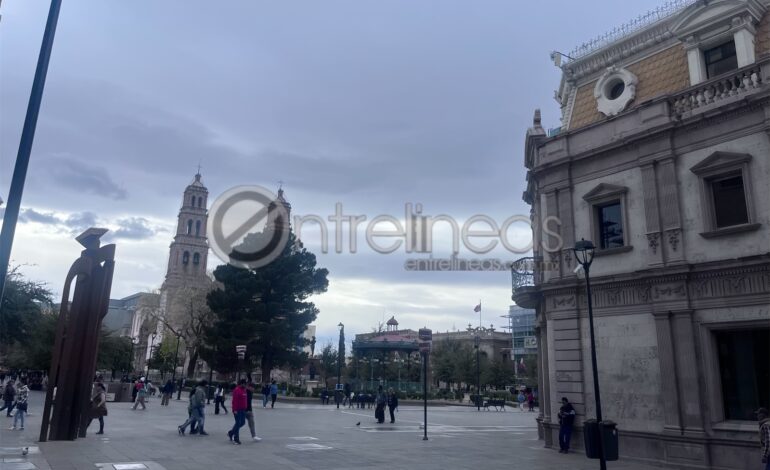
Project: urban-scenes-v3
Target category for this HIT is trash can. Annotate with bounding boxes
[584,419,601,459]
[601,420,619,461]
[584,419,619,461]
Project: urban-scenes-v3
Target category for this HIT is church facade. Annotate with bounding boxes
[514,1,770,468]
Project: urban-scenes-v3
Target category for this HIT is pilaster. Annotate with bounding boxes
[641,162,664,266]
[657,158,685,264]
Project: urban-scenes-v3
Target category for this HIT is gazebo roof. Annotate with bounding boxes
[352,332,418,352]
[386,316,399,326]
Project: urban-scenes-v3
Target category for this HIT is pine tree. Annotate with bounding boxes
[201,231,329,382]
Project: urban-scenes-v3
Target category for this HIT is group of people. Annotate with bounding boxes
[177,379,265,445]
[373,386,399,424]
[516,390,536,412]
[1,377,29,431]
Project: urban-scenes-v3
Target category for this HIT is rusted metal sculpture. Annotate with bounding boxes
[39,228,115,442]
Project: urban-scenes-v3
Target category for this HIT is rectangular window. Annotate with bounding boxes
[597,202,624,249]
[704,41,738,78]
[710,174,749,228]
[715,328,770,421]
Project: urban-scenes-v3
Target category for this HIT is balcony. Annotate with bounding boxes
[511,256,541,309]
[670,60,768,118]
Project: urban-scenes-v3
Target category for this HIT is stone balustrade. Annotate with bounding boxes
[670,62,766,115]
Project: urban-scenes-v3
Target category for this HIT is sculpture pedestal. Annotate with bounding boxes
[305,380,319,394]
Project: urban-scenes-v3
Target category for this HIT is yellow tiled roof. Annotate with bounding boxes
[568,44,690,131]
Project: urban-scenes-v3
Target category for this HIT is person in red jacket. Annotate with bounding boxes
[227,380,247,445]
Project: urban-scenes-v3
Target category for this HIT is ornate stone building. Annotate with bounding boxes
[514,1,770,468]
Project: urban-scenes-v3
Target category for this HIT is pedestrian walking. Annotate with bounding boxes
[517,391,526,411]
[215,383,228,414]
[87,382,107,434]
[261,383,269,408]
[527,391,535,412]
[228,379,248,445]
[161,380,173,406]
[387,388,398,424]
[244,381,262,442]
[0,381,15,417]
[132,378,148,410]
[756,407,770,470]
[558,397,576,454]
[375,385,386,423]
[349,391,355,409]
[178,380,208,436]
[9,379,28,430]
[269,380,278,408]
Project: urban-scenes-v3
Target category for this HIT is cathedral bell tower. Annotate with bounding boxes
[163,172,210,290]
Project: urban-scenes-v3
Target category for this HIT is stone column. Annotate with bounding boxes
[641,163,664,266]
[652,310,683,433]
[657,158,685,264]
[539,315,553,448]
[670,310,705,433]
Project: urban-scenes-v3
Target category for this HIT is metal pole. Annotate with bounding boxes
[422,352,428,441]
[207,368,213,404]
[585,265,606,470]
[476,339,481,411]
[0,0,62,306]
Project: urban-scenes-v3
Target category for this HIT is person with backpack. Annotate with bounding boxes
[0,381,15,417]
[214,383,228,414]
[9,379,28,430]
[87,382,108,435]
[227,379,248,445]
[132,378,148,410]
[178,380,208,436]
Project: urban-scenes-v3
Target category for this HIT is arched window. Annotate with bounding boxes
[195,220,201,237]
[191,195,195,207]
[193,252,200,265]
[198,196,203,208]
[182,251,190,264]
[186,220,193,234]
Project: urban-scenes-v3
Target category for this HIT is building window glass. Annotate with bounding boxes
[710,174,748,228]
[186,220,193,235]
[597,202,624,249]
[182,251,190,264]
[191,195,195,207]
[704,41,738,79]
[195,220,201,237]
[715,328,770,420]
[193,252,200,265]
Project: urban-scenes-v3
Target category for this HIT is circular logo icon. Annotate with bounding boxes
[207,185,290,269]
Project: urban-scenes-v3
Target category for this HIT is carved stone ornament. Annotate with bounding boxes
[646,232,660,254]
[666,228,681,252]
[594,66,638,117]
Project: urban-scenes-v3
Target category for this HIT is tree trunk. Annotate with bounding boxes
[186,349,199,378]
[261,356,272,384]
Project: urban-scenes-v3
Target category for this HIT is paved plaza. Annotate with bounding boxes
[0,391,663,470]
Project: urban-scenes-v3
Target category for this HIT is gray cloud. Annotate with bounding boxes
[64,211,98,234]
[112,217,156,240]
[18,208,60,225]
[42,156,127,200]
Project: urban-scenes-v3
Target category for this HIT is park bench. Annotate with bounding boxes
[483,399,506,411]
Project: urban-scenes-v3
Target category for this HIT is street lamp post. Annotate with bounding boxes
[337,323,344,409]
[145,332,157,379]
[574,239,606,470]
[474,334,481,411]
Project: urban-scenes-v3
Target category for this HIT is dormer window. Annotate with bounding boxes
[704,40,738,78]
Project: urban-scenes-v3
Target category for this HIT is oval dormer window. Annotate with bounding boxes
[594,66,638,117]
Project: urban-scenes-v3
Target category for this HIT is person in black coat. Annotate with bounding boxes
[387,388,398,424]
[374,386,387,423]
[558,396,576,453]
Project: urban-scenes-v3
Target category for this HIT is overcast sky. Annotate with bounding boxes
[1,0,663,345]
